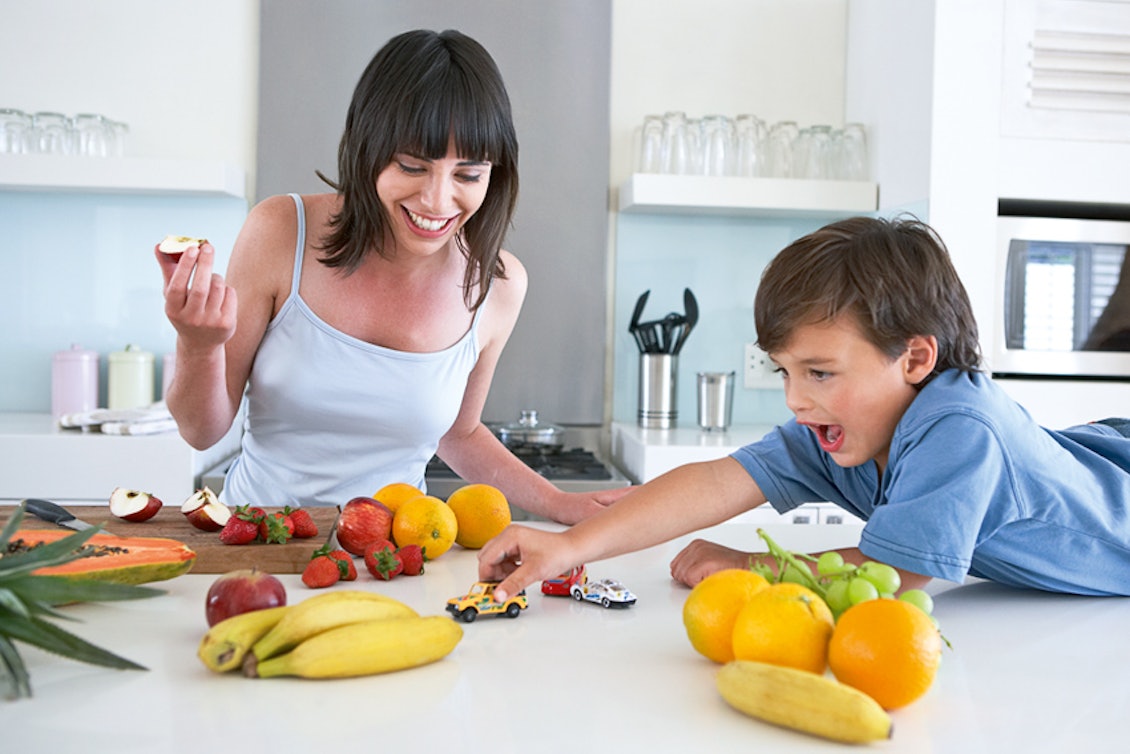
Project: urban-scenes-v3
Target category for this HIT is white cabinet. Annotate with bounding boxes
[0,154,247,200]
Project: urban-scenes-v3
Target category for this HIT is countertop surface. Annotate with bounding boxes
[4,522,1128,753]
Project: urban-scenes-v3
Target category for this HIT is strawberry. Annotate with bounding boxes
[363,539,402,580]
[328,549,357,580]
[259,511,295,544]
[286,507,319,539]
[301,555,342,588]
[311,543,357,581]
[218,515,258,545]
[397,544,425,576]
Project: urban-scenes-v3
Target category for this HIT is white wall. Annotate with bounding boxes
[609,0,847,188]
[0,0,259,193]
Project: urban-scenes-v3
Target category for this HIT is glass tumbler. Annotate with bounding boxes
[661,111,690,175]
[734,114,766,177]
[72,113,110,157]
[765,120,798,178]
[700,115,734,176]
[840,122,869,181]
[31,112,71,154]
[637,114,664,173]
[0,108,32,154]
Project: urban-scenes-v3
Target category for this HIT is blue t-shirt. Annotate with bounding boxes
[731,370,1130,596]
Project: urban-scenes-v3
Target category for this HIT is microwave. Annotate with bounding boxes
[993,205,1130,380]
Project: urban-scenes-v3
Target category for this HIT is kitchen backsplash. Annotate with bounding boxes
[612,211,835,428]
[0,192,247,412]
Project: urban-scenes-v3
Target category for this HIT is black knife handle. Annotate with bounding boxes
[23,498,76,524]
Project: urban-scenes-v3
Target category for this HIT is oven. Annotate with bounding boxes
[993,202,1130,380]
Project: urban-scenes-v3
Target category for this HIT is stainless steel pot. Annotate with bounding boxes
[494,409,565,450]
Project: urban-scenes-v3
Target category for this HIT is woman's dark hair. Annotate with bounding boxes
[318,29,519,310]
[754,216,982,384]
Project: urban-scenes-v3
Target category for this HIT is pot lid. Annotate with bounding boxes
[497,409,564,443]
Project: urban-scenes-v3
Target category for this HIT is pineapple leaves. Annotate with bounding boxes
[0,634,32,701]
[0,502,160,700]
[0,607,146,671]
[5,575,163,607]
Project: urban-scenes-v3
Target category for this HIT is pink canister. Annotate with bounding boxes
[51,344,99,420]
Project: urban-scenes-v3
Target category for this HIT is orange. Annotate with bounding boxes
[390,495,458,559]
[731,582,834,674]
[372,482,425,515]
[682,569,770,664]
[445,484,512,550]
[828,598,942,710]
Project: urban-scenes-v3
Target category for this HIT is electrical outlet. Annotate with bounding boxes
[743,342,780,389]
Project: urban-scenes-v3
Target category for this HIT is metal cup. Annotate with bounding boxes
[638,353,677,429]
[696,371,735,431]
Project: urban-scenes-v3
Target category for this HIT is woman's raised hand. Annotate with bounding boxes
[156,241,237,350]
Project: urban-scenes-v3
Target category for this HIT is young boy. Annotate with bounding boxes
[479,216,1130,599]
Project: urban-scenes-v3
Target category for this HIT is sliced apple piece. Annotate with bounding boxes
[109,487,163,522]
[157,234,207,262]
[181,487,231,532]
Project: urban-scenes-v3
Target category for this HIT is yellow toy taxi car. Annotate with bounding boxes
[446,581,528,623]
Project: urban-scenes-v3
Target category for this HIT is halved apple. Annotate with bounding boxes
[181,487,231,531]
[109,487,163,522]
[157,234,207,262]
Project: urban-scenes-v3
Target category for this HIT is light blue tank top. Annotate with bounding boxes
[222,194,482,507]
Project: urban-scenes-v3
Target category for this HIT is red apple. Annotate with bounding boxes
[335,497,393,556]
[108,487,163,522]
[181,487,231,532]
[204,568,287,627]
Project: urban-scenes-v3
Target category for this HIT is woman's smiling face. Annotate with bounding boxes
[375,138,492,257]
[769,315,936,473]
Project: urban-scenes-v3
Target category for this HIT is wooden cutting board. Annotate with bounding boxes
[2,505,341,574]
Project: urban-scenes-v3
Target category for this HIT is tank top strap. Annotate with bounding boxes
[287,193,306,298]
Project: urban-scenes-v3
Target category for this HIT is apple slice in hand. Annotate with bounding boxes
[181,487,231,532]
[109,487,163,522]
[157,234,207,263]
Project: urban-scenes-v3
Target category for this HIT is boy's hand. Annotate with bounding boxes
[477,525,577,602]
[669,538,755,588]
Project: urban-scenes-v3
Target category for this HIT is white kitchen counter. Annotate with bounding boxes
[0,412,241,506]
[611,420,776,483]
[4,522,1126,753]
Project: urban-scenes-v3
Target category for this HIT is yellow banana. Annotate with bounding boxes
[197,606,289,673]
[248,615,462,679]
[716,660,893,744]
[250,589,417,662]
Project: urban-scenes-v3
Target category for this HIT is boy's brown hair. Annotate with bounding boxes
[754,216,982,384]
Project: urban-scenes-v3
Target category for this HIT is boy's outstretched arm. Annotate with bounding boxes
[478,456,765,602]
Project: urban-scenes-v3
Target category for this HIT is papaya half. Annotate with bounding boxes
[8,529,196,585]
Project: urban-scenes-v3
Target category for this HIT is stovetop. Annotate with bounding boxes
[426,447,616,482]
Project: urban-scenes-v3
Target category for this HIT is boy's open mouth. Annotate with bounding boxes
[814,424,845,453]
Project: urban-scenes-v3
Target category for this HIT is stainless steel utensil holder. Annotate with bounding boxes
[638,353,677,429]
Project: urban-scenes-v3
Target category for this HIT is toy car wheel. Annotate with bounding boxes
[505,602,521,618]
[601,597,611,608]
[459,607,478,623]
[571,589,583,601]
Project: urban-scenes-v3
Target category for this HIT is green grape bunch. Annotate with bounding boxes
[750,529,935,622]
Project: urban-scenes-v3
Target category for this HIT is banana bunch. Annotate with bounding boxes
[716,660,892,744]
[197,590,462,679]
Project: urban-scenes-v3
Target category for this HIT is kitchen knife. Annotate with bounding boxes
[22,498,109,534]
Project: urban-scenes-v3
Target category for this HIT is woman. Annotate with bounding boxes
[157,29,626,523]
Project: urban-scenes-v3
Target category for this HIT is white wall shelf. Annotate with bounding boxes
[0,154,247,200]
[618,173,878,218]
